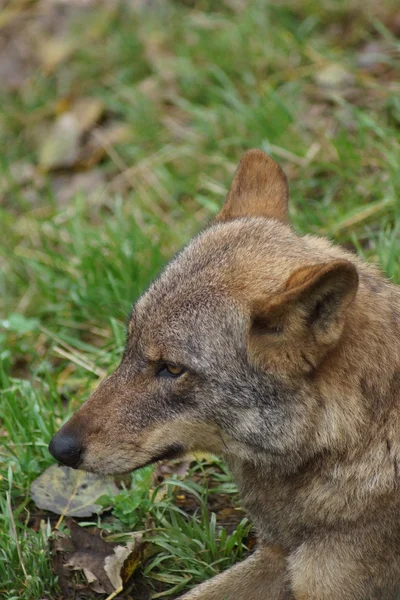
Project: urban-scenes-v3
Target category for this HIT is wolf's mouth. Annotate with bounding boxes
[132,442,185,473]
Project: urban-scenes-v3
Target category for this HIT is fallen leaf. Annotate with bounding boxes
[65,521,117,594]
[65,520,148,594]
[104,541,139,589]
[31,464,118,518]
[314,64,355,90]
[71,97,105,134]
[36,36,75,73]
[38,113,81,170]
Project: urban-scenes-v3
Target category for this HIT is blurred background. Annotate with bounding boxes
[1,0,400,598]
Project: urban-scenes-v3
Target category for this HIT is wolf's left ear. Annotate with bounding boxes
[251,260,359,361]
[216,149,289,224]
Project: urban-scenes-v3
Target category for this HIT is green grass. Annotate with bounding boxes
[1,0,400,597]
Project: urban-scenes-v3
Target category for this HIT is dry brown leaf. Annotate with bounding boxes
[36,36,75,72]
[71,97,105,134]
[65,521,117,594]
[104,542,138,589]
[65,520,147,594]
[314,64,355,90]
[37,97,106,171]
[38,113,81,170]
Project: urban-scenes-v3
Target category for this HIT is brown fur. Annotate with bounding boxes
[49,150,400,599]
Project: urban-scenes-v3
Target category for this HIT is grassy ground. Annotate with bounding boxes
[1,0,400,598]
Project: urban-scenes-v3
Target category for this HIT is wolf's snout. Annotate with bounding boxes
[48,429,82,469]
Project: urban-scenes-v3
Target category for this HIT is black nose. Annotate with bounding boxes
[48,430,82,469]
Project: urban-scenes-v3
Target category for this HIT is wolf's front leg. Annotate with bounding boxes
[178,546,291,600]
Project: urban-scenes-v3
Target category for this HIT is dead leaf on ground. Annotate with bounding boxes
[36,35,75,73]
[38,113,81,170]
[62,520,148,594]
[65,521,118,594]
[38,97,105,171]
[31,464,118,518]
[314,63,355,90]
[71,97,105,134]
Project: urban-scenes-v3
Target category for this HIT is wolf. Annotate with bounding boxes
[49,149,400,599]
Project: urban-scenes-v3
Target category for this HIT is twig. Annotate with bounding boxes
[266,143,307,167]
[109,144,186,192]
[53,346,106,377]
[55,513,64,531]
[91,129,129,173]
[6,491,28,581]
[320,198,395,235]
[39,325,106,376]
[104,585,124,600]
[55,471,84,530]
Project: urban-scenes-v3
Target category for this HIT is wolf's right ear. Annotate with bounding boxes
[215,149,289,224]
[249,260,358,374]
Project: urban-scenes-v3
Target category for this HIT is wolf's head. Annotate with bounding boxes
[49,150,359,475]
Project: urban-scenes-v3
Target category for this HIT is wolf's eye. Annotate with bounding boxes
[157,364,185,378]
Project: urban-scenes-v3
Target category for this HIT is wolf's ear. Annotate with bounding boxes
[216,149,289,224]
[250,260,359,366]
